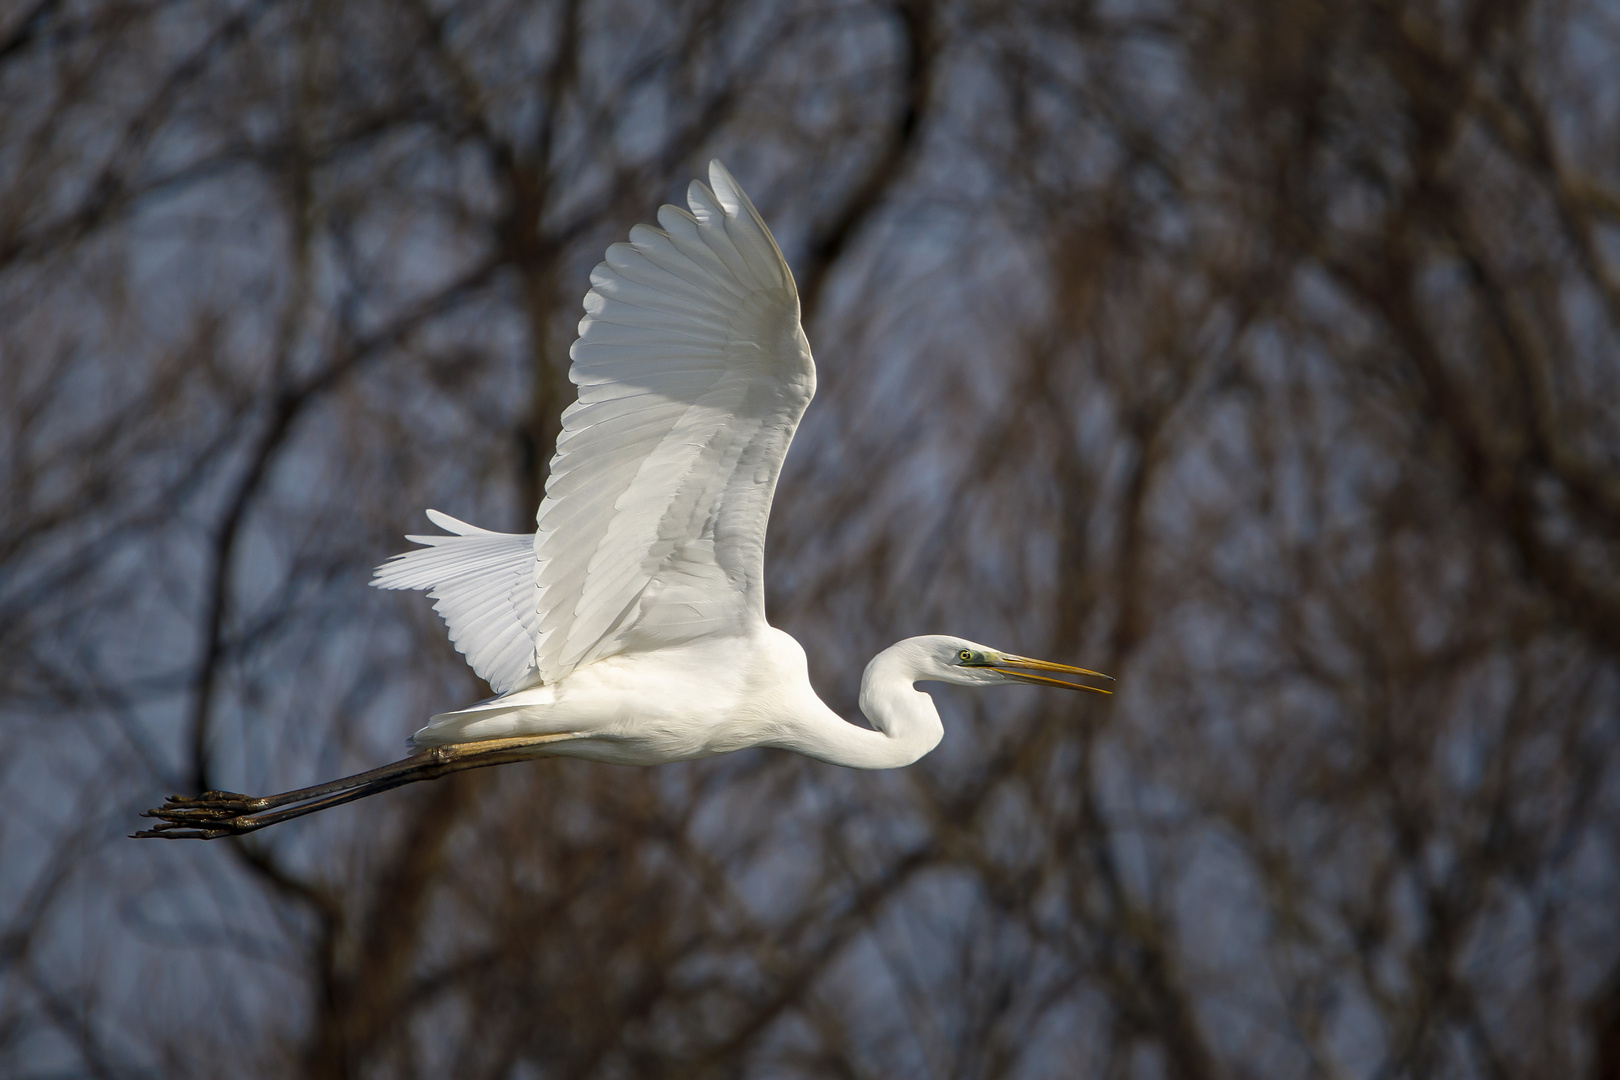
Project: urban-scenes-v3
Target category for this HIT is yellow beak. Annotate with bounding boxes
[990,654,1114,695]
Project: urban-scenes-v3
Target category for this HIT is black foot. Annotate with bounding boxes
[133,791,272,839]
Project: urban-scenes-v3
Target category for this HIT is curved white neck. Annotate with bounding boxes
[780,641,944,770]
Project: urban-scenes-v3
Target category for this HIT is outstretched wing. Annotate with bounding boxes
[531,161,814,681]
[374,161,812,691]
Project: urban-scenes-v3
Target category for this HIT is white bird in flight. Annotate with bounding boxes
[138,161,1109,839]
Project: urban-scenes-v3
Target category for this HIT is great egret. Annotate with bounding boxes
[137,161,1110,840]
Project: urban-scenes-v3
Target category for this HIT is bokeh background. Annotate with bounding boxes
[3,0,1619,1076]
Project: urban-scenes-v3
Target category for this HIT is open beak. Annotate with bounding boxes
[990,655,1114,694]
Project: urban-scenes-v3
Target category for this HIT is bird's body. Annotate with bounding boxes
[371,160,1110,772]
[410,627,943,770]
[412,628,831,763]
[136,158,1114,841]
[135,161,1109,840]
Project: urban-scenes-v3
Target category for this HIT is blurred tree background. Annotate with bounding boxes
[2,0,1618,1075]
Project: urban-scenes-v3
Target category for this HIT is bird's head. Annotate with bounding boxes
[907,636,1113,694]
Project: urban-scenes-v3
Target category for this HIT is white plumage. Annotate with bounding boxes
[376,162,809,696]
[134,162,1112,840]
[371,509,539,693]
[374,161,1109,767]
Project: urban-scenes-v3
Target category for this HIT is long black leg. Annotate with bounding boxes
[133,733,583,839]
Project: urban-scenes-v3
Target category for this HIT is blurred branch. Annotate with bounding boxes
[185,247,503,790]
[797,0,938,321]
[0,0,61,64]
[0,0,281,269]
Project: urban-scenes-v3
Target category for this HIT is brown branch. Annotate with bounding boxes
[1591,958,1620,1080]
[0,0,282,269]
[304,773,478,1080]
[796,0,938,322]
[0,0,60,65]
[183,251,502,797]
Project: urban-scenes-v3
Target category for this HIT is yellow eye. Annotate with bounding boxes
[959,650,973,662]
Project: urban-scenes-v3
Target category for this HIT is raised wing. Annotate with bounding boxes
[374,161,812,692]
[530,161,814,681]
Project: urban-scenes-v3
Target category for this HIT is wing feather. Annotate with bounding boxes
[372,161,812,692]
[530,161,813,680]
[371,511,540,693]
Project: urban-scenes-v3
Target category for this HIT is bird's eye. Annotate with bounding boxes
[959,650,973,663]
